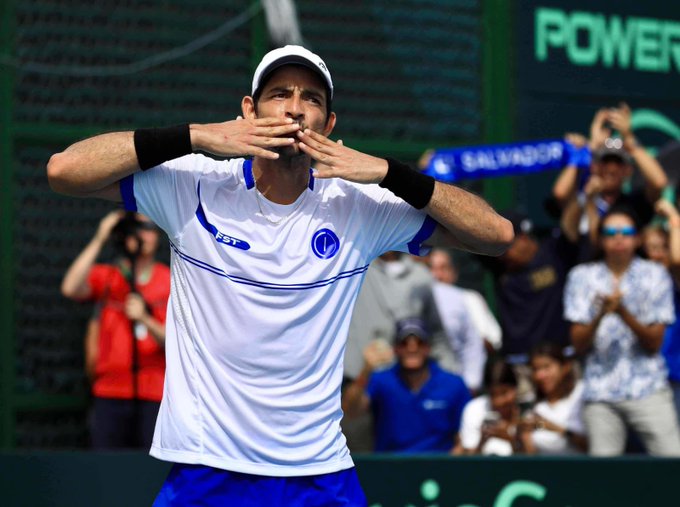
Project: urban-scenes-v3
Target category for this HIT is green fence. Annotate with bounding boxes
[1,453,677,506]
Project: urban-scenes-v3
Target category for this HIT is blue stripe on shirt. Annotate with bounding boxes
[120,174,137,212]
[170,242,369,291]
[407,215,437,255]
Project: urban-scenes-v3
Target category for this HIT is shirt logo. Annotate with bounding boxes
[214,231,250,250]
[311,228,340,259]
[423,399,448,410]
[529,266,557,291]
[195,182,251,251]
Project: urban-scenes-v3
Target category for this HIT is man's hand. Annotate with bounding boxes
[589,109,612,150]
[655,199,680,221]
[190,118,301,160]
[297,129,388,184]
[607,102,633,140]
[363,339,395,371]
[124,293,147,321]
[584,174,603,199]
[596,290,623,315]
[564,132,588,149]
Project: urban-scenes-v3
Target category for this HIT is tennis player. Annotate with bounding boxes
[47,45,513,506]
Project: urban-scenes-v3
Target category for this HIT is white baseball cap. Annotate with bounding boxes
[251,45,334,100]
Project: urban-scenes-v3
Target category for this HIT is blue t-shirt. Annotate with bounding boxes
[367,361,470,453]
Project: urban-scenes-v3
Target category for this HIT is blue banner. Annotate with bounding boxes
[424,139,591,182]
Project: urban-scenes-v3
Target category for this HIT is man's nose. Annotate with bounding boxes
[286,92,304,121]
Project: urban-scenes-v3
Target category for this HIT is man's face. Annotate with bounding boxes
[593,158,628,193]
[248,65,335,157]
[499,233,536,270]
[428,250,457,284]
[395,335,430,371]
[600,213,640,262]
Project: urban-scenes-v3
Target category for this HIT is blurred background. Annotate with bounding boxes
[1,0,679,505]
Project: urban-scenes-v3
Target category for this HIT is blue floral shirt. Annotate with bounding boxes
[564,258,674,402]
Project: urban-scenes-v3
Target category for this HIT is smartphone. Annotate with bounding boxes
[481,411,501,430]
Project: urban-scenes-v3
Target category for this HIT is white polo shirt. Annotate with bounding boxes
[121,154,435,476]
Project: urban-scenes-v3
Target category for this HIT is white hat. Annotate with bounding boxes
[251,45,334,100]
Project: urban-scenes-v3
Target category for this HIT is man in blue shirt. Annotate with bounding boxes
[342,317,470,453]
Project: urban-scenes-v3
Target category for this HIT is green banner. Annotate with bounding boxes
[1,452,678,506]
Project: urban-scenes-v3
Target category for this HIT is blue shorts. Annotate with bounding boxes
[153,463,367,507]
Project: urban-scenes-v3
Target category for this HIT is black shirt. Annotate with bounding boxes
[478,232,579,358]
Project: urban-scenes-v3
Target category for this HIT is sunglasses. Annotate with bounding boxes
[601,225,637,237]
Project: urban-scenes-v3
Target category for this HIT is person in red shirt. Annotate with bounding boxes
[62,210,170,449]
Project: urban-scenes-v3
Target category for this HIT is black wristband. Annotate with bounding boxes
[379,158,435,209]
[133,124,193,170]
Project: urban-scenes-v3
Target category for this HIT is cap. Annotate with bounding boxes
[251,45,334,100]
[501,210,533,237]
[594,137,632,164]
[394,317,430,343]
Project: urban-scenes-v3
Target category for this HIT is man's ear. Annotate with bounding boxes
[322,112,337,137]
[242,96,257,120]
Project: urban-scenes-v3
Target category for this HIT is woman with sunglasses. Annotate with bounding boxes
[563,205,680,456]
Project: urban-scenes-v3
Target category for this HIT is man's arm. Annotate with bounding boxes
[61,210,124,299]
[570,309,606,356]
[608,103,667,203]
[617,309,666,354]
[571,291,666,355]
[297,129,514,256]
[552,132,589,206]
[340,366,372,419]
[341,340,394,419]
[46,119,302,199]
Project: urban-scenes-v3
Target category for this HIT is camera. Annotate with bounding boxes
[111,212,153,257]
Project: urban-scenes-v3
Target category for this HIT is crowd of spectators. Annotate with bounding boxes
[339,103,680,457]
[63,104,680,456]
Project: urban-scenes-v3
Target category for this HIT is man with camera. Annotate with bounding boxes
[551,103,668,255]
[61,210,170,449]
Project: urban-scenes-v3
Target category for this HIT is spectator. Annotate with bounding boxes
[649,200,680,423]
[475,211,579,368]
[342,318,470,453]
[428,247,497,391]
[518,343,587,455]
[564,206,680,456]
[342,251,433,452]
[344,252,432,381]
[552,104,667,255]
[61,210,170,449]
[455,356,521,456]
